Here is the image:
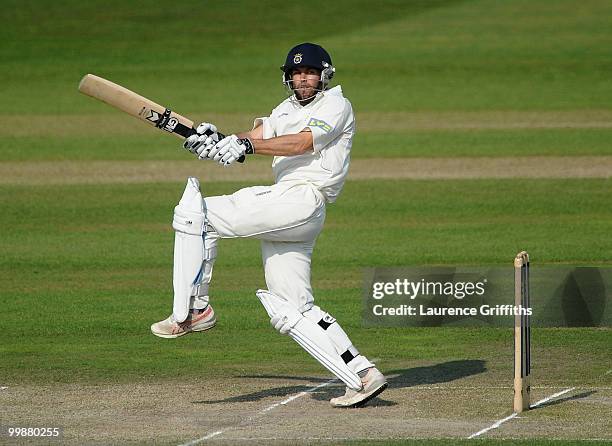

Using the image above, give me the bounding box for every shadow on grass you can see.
[192,359,486,406]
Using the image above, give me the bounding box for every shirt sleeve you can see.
[252,107,279,139]
[306,98,353,153]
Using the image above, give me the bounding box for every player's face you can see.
[291,67,321,101]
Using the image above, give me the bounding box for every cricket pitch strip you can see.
[2,366,610,445]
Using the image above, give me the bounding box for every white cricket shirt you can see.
[253,86,355,203]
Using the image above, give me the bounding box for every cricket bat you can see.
[78,74,244,162]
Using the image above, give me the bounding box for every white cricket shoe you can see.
[151,305,216,339]
[330,367,387,408]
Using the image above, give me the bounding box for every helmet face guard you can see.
[281,43,335,102]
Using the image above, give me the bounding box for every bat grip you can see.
[187,128,246,164]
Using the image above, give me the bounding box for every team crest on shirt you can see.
[293,53,303,64]
[308,117,333,133]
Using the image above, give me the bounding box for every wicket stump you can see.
[513,251,531,412]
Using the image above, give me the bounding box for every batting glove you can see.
[212,135,254,166]
[183,123,220,160]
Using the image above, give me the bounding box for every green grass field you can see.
[1,1,611,444]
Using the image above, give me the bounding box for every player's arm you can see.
[235,124,264,141]
[238,129,313,157]
[209,128,313,164]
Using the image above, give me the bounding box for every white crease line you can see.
[179,378,337,446]
[261,380,335,413]
[467,387,575,439]
[467,413,518,439]
[182,431,223,444]
[0,387,7,391]
[530,387,576,409]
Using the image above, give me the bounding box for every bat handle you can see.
[187,128,246,163]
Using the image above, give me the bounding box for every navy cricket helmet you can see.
[281,42,335,90]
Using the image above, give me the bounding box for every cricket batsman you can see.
[151,43,387,407]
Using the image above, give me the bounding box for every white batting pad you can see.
[172,178,206,323]
[256,289,362,390]
[303,306,374,373]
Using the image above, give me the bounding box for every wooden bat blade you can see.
[77,74,245,163]
[78,74,195,139]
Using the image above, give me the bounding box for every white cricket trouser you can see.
[204,180,325,312]
[192,179,374,375]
